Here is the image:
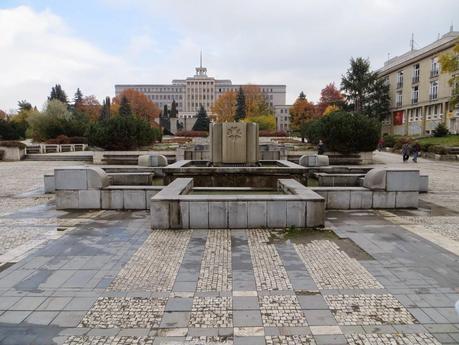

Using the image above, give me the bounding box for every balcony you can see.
[412,75,419,84]
[429,93,438,101]
[411,98,418,105]
[395,101,402,107]
[396,81,403,89]
[430,69,439,78]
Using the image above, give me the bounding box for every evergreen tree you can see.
[235,87,246,122]
[100,96,111,121]
[49,84,68,104]
[17,100,32,112]
[170,100,178,118]
[74,88,83,108]
[341,57,390,120]
[119,96,132,117]
[192,104,210,131]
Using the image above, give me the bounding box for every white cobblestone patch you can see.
[197,230,232,292]
[63,336,155,345]
[294,240,382,289]
[265,335,316,345]
[399,216,459,242]
[184,336,233,344]
[345,333,441,345]
[79,297,167,328]
[0,226,51,255]
[108,230,191,291]
[247,229,292,291]
[259,295,307,327]
[325,294,417,326]
[189,296,233,328]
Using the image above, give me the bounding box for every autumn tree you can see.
[113,88,160,126]
[242,85,273,117]
[0,109,6,120]
[77,95,101,122]
[235,87,246,122]
[341,57,390,120]
[212,91,236,123]
[317,83,344,115]
[289,92,317,142]
[49,84,68,104]
[439,43,459,108]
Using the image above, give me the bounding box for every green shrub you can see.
[0,119,25,140]
[432,123,449,137]
[87,115,160,150]
[393,136,413,150]
[305,111,380,153]
[382,134,399,148]
[428,145,448,155]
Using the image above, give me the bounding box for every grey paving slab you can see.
[234,336,265,345]
[37,297,72,311]
[297,295,329,310]
[159,311,190,328]
[314,334,347,345]
[233,296,259,310]
[9,296,47,311]
[0,310,32,323]
[233,310,263,327]
[165,297,193,312]
[303,309,337,326]
[63,297,98,311]
[50,311,86,327]
[23,311,59,325]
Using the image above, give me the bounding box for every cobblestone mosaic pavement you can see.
[247,229,293,291]
[325,294,417,326]
[79,297,167,328]
[259,295,307,327]
[189,296,233,328]
[345,333,442,345]
[398,216,459,242]
[108,230,191,292]
[63,336,155,345]
[294,240,383,289]
[265,335,316,345]
[197,230,232,292]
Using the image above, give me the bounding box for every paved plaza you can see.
[0,154,458,344]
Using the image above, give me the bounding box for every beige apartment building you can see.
[378,30,459,135]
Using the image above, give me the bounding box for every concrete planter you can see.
[0,146,25,161]
[327,151,374,165]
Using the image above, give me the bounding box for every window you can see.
[431,57,439,77]
[412,64,420,83]
[396,71,404,88]
[411,86,419,104]
[396,91,402,107]
[430,81,438,100]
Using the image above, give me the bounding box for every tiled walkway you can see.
[0,209,458,344]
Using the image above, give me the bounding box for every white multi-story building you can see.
[115,58,287,121]
[274,105,292,132]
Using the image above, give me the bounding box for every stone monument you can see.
[210,122,259,166]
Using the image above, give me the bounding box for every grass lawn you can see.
[417,135,459,147]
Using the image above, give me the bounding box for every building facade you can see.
[378,31,459,135]
[115,61,287,121]
[274,105,292,132]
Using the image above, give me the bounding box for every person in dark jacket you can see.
[411,142,421,163]
[317,140,325,155]
[401,142,410,162]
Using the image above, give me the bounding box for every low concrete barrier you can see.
[150,178,325,229]
[299,155,329,167]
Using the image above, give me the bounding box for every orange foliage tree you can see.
[289,92,317,142]
[317,82,344,115]
[113,88,160,126]
[76,95,101,122]
[242,85,273,117]
[211,91,236,122]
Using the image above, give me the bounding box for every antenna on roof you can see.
[450,22,454,32]
[410,33,414,51]
[200,50,202,68]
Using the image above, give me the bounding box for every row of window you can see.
[399,103,444,123]
[136,87,183,93]
[395,57,439,89]
[148,94,183,101]
[395,80,439,106]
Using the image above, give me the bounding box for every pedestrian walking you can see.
[377,137,385,151]
[401,142,410,162]
[317,140,325,155]
[411,142,421,163]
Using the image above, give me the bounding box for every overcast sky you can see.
[0,0,458,112]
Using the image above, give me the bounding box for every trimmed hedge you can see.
[175,131,208,137]
[259,130,288,137]
[305,111,381,154]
